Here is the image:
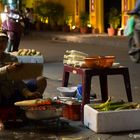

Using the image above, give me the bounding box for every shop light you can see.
[8,0,13,4]
[0,12,7,22]
[72,25,76,29]
[87,24,91,28]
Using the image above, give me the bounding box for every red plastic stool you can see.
[0,107,17,121]
[62,65,133,122]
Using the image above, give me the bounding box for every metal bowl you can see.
[25,108,62,120]
[57,87,77,97]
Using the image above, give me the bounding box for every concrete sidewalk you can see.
[52,32,129,48]
[24,31,129,48]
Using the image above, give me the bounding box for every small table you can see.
[62,65,133,121]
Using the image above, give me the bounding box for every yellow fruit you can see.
[31,49,36,54]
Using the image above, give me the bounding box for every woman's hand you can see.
[30,91,42,99]
[26,91,42,99]
[6,62,22,72]
[0,120,4,131]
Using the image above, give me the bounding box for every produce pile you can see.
[14,98,63,111]
[91,97,140,111]
[17,49,41,56]
[63,50,88,67]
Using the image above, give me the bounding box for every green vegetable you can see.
[93,97,111,109]
[115,103,138,111]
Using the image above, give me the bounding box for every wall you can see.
[90,0,103,33]
[122,0,136,28]
[0,3,4,25]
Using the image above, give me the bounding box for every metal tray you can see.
[25,108,62,120]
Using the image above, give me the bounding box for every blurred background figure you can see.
[128,0,140,14]
[2,8,23,52]
[23,8,34,35]
[0,5,10,23]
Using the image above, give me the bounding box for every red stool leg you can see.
[99,74,108,102]
[122,69,133,102]
[0,107,17,121]
[81,73,92,122]
[62,71,70,87]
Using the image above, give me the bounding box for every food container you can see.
[84,104,140,133]
[62,104,81,121]
[10,52,44,63]
[84,55,115,68]
[15,99,63,120]
[99,56,115,68]
[84,56,100,68]
[57,87,77,97]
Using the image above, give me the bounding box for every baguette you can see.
[66,50,88,57]
[14,99,39,106]
[64,54,86,61]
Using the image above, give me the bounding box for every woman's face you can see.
[0,37,8,53]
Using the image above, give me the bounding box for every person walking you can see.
[128,0,140,14]
[23,8,34,35]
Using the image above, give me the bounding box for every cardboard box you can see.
[84,104,140,133]
[7,52,44,80]
[16,55,44,63]
[7,63,43,80]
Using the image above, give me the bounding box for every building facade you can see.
[0,0,137,33]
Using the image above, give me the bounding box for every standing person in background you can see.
[23,8,34,35]
[29,8,35,30]
[2,9,23,52]
[128,0,140,14]
[0,5,10,24]
[127,0,140,55]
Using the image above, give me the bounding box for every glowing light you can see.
[87,24,91,27]
[0,12,7,22]
[72,25,76,29]
[8,0,13,4]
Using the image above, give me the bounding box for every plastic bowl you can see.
[84,56,115,68]
[84,56,100,68]
[99,56,115,68]
[57,87,77,97]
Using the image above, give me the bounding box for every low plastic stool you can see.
[0,107,17,122]
[62,65,133,121]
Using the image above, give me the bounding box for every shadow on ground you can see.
[1,119,83,140]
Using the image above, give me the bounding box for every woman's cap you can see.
[0,33,8,39]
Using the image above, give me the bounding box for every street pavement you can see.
[1,31,140,140]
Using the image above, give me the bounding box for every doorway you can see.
[85,0,89,13]
[104,0,121,33]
